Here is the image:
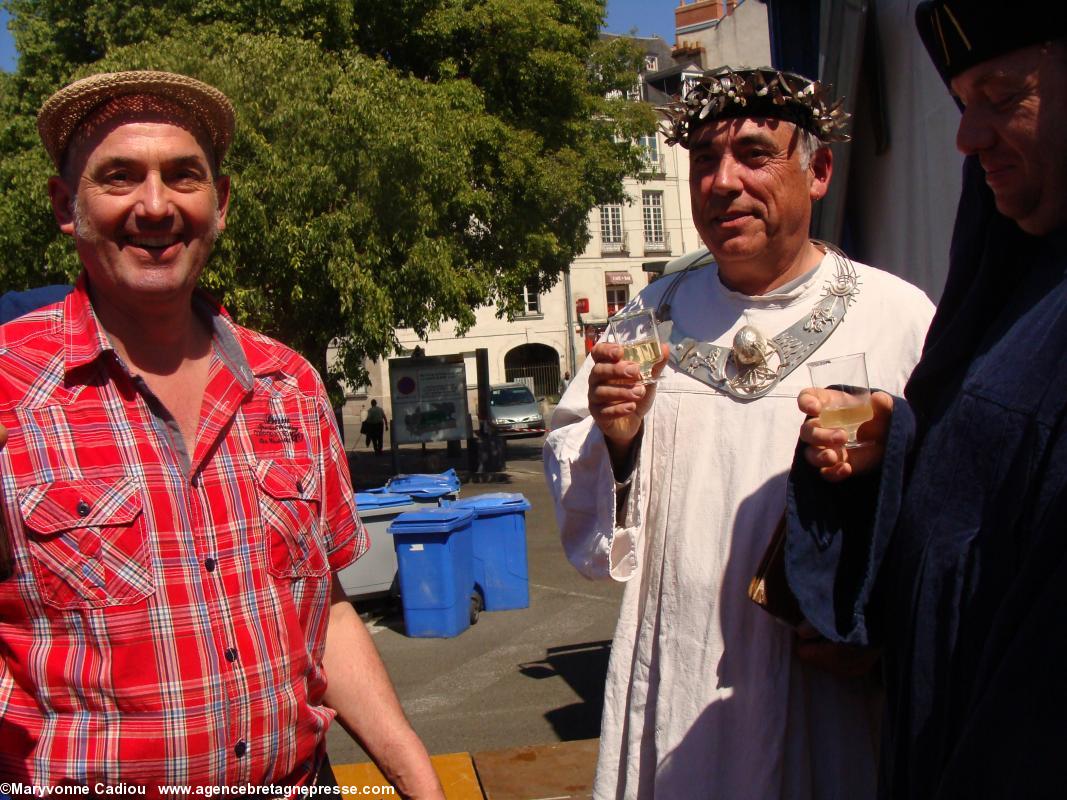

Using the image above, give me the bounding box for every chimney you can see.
[674,0,743,30]
[676,0,724,34]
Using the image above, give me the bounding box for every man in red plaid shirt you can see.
[0,70,443,798]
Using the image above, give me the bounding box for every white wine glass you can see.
[608,308,662,385]
[807,352,874,449]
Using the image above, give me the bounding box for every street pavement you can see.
[327,434,624,764]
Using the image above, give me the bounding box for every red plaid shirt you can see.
[0,278,367,789]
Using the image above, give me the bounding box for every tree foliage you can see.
[0,0,654,394]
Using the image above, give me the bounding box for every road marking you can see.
[365,618,389,634]
[529,583,618,603]
[500,468,545,477]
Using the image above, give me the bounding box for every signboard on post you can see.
[389,354,471,444]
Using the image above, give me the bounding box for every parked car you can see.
[488,383,545,438]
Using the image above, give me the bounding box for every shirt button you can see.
[76,500,91,517]
[225,647,238,663]
[234,740,247,758]
[296,481,304,494]
[205,558,216,572]
[191,474,200,488]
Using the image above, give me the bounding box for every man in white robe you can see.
[544,67,936,799]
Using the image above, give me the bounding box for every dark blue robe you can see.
[787,157,1067,798]
[0,285,71,324]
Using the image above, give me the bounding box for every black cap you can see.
[917,1,1067,83]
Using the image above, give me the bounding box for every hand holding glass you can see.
[807,353,874,449]
[608,308,662,385]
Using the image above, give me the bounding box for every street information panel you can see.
[389,353,471,444]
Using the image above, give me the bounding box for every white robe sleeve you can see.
[543,358,645,582]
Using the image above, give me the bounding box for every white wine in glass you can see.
[609,308,662,385]
[808,353,874,449]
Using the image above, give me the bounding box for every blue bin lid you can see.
[402,486,455,499]
[386,468,461,496]
[388,506,475,535]
[453,492,531,516]
[356,491,415,510]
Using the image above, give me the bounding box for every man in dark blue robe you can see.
[786,4,1067,798]
[0,285,71,324]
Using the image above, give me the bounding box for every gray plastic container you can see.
[338,492,420,599]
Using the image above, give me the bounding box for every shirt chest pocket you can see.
[254,458,328,579]
[19,477,154,610]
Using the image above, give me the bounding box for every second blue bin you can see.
[389,506,476,638]
[453,492,531,611]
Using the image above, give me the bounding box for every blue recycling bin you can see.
[384,469,461,504]
[453,493,531,611]
[388,506,476,638]
[337,492,420,600]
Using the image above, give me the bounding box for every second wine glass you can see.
[807,352,874,448]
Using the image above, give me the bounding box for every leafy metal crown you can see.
[658,67,851,147]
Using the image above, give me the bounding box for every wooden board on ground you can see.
[333,752,483,800]
[471,739,598,800]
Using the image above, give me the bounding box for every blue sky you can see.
[0,1,676,73]
[604,0,676,40]
[1,8,15,71]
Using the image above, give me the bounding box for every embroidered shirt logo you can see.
[256,414,304,444]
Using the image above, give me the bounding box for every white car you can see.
[488,383,545,439]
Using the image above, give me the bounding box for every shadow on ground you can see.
[356,594,406,633]
[520,640,611,741]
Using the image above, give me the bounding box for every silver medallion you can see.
[661,250,861,401]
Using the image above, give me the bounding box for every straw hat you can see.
[37,70,235,171]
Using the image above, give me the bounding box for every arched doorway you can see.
[504,343,561,399]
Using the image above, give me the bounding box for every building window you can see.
[644,55,659,72]
[643,191,670,253]
[606,286,629,316]
[639,134,660,171]
[626,80,642,102]
[643,191,665,244]
[521,279,541,315]
[600,204,626,254]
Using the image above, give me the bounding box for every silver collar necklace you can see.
[655,243,861,401]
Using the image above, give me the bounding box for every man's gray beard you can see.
[72,193,222,246]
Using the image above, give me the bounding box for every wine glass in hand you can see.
[807,353,874,449]
[608,308,662,385]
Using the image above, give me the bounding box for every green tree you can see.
[0,0,654,394]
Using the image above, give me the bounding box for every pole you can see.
[563,267,578,375]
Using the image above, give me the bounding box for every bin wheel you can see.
[470,591,484,625]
